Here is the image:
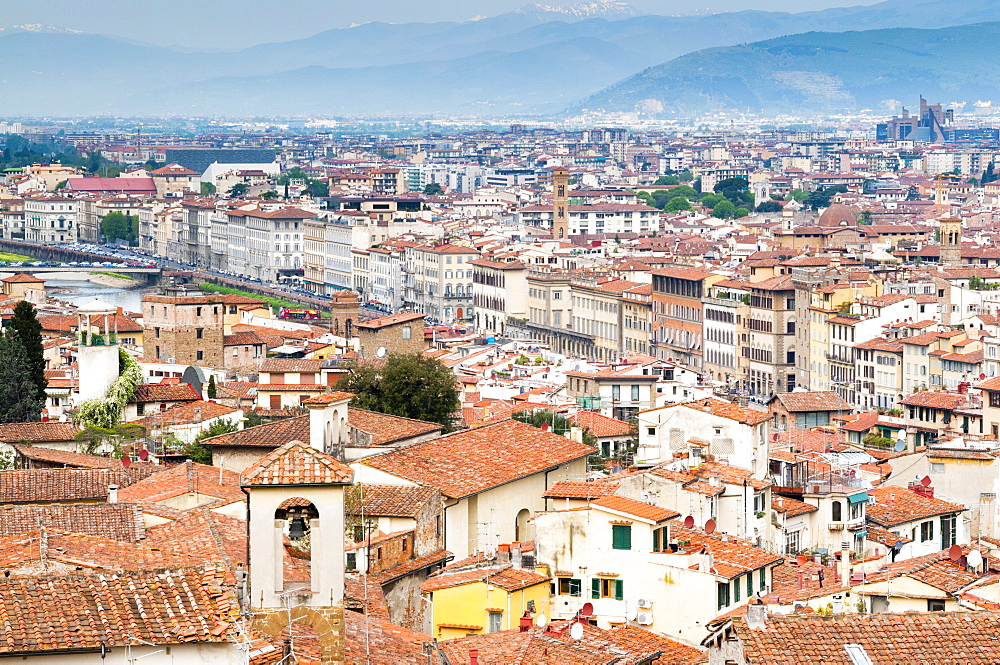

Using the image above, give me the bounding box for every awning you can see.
[848,492,870,505]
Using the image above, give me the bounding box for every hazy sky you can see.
[2,0,884,49]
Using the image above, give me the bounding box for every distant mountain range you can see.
[578,21,1000,116]
[0,0,999,116]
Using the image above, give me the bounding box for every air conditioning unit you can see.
[636,612,653,625]
[637,598,652,609]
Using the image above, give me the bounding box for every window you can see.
[558,578,581,596]
[401,325,411,340]
[346,552,357,571]
[747,572,753,597]
[612,524,632,550]
[784,530,801,554]
[734,576,741,602]
[612,385,620,401]
[760,568,766,591]
[652,526,670,552]
[195,328,204,339]
[831,501,843,522]
[920,521,933,542]
[593,578,623,600]
[717,581,730,610]
[631,385,639,401]
[930,462,945,473]
[196,350,204,361]
[196,306,202,316]
[229,305,237,314]
[136,403,145,416]
[154,327,160,338]
[647,427,656,436]
[940,514,956,549]
[927,599,946,612]
[488,612,503,632]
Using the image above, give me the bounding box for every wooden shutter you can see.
[614,579,623,601]
[592,578,600,599]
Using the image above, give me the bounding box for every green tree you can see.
[261,190,280,200]
[75,423,146,457]
[8,301,45,402]
[228,183,248,197]
[183,418,239,465]
[713,177,750,198]
[54,180,67,190]
[788,189,809,202]
[712,200,737,219]
[667,185,699,200]
[423,182,444,195]
[858,210,873,225]
[100,211,136,244]
[200,181,216,195]
[0,330,42,423]
[341,353,459,430]
[983,162,999,185]
[756,201,782,213]
[653,175,679,186]
[664,196,692,212]
[734,207,750,219]
[206,375,217,399]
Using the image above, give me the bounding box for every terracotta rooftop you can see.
[11,444,114,468]
[132,399,238,427]
[770,391,852,413]
[0,468,150,503]
[590,495,680,524]
[0,530,206,574]
[241,440,353,487]
[117,460,244,505]
[727,610,1000,664]
[0,503,145,542]
[866,485,966,528]
[142,508,248,569]
[542,481,621,500]
[668,525,782,579]
[0,422,79,443]
[568,411,634,438]
[0,566,239,655]
[259,358,324,373]
[422,563,550,593]
[360,419,595,499]
[899,391,969,410]
[642,398,771,426]
[350,484,440,518]
[132,382,201,403]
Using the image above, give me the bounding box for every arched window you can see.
[831,500,842,522]
[276,498,319,591]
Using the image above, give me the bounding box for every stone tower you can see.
[329,289,360,339]
[939,216,963,265]
[552,166,569,239]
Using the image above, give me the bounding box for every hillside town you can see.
[4,103,1000,663]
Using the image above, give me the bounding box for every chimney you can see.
[108,484,119,504]
[745,601,768,630]
[469,648,480,665]
[511,542,523,570]
[839,541,852,589]
[519,612,533,632]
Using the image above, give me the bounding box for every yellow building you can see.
[422,556,551,641]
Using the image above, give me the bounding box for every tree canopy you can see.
[277,167,329,198]
[755,201,783,213]
[8,301,45,402]
[340,353,459,430]
[100,211,137,244]
[0,329,42,423]
[423,182,443,195]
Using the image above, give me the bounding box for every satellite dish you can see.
[683,515,695,529]
[772,433,779,442]
[612,465,623,474]
[893,540,905,552]
[138,449,149,461]
[949,544,963,561]
[705,518,717,535]
[968,549,984,568]
[624,605,638,622]
[121,455,131,468]
[921,475,932,487]
[534,614,548,628]
[580,602,594,618]
[569,623,584,640]
[894,440,906,453]
[375,347,387,358]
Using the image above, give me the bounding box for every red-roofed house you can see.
[535,491,781,641]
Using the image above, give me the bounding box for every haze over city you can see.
[0,0,999,663]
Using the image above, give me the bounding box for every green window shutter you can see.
[653,528,661,552]
[570,579,581,597]
[614,579,624,601]
[717,582,727,610]
[747,572,753,596]
[592,578,600,599]
[734,577,741,602]
[612,524,632,550]
[760,569,766,592]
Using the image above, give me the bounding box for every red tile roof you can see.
[11,444,114,468]
[0,530,206,573]
[899,391,969,410]
[668,525,782,579]
[142,509,248,568]
[543,481,620,500]
[0,503,145,541]
[643,398,771,426]
[118,460,244,505]
[771,391,852,412]
[351,484,440,518]
[0,566,239,655]
[360,419,595,499]
[867,485,965,527]
[568,411,634,438]
[0,422,79,443]
[132,383,201,403]
[422,563,550,593]
[730,611,1000,664]
[241,440,353,487]
[590,495,679,524]
[0,468,149,503]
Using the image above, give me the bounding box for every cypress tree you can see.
[0,330,42,423]
[8,300,45,402]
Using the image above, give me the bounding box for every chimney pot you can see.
[469,648,480,665]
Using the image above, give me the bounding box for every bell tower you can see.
[552,166,569,239]
[939,216,963,265]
